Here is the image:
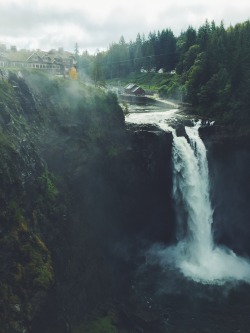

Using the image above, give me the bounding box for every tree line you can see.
[76,29,177,82]
[77,19,250,122]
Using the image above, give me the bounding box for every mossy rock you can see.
[74,315,119,333]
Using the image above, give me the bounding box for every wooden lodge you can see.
[0,45,76,75]
[124,83,145,96]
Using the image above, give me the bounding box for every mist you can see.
[144,122,250,285]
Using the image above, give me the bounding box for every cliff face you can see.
[0,70,126,332]
[0,72,57,333]
[200,125,250,256]
[0,71,175,333]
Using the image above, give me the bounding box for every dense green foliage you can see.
[78,30,177,81]
[78,19,250,123]
[176,20,250,122]
[107,71,179,96]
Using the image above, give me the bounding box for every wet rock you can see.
[175,123,190,143]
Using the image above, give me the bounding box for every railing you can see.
[0,61,61,74]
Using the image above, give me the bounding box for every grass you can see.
[107,72,177,93]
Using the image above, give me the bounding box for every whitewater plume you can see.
[126,112,250,284]
[159,121,250,284]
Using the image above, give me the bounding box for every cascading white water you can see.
[169,121,250,284]
[126,111,250,284]
[172,122,214,264]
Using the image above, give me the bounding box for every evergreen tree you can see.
[134,33,143,72]
[78,18,250,123]
[90,51,106,87]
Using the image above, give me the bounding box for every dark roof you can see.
[125,83,138,90]
[7,50,33,62]
[3,49,75,64]
[131,86,145,93]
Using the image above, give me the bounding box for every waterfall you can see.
[167,122,250,284]
[172,122,213,264]
[126,112,250,284]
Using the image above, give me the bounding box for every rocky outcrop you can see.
[125,122,175,244]
[200,124,250,256]
[0,73,59,333]
[0,71,176,333]
[0,71,128,332]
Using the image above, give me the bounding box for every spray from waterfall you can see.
[160,121,250,284]
[126,112,250,284]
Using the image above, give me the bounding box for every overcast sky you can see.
[0,0,250,54]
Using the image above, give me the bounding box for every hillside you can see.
[0,70,128,332]
[0,70,175,333]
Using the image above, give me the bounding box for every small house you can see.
[131,86,145,96]
[124,83,145,96]
[124,83,138,94]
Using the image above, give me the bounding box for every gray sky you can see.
[0,0,250,54]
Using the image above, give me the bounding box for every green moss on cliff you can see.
[0,201,53,332]
[38,171,59,200]
[0,70,128,333]
[82,315,119,333]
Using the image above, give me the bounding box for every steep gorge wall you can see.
[0,71,175,333]
[200,126,250,256]
[0,70,128,332]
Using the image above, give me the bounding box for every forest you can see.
[77,20,250,123]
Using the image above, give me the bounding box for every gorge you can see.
[1,71,250,333]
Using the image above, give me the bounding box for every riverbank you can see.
[118,92,179,108]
